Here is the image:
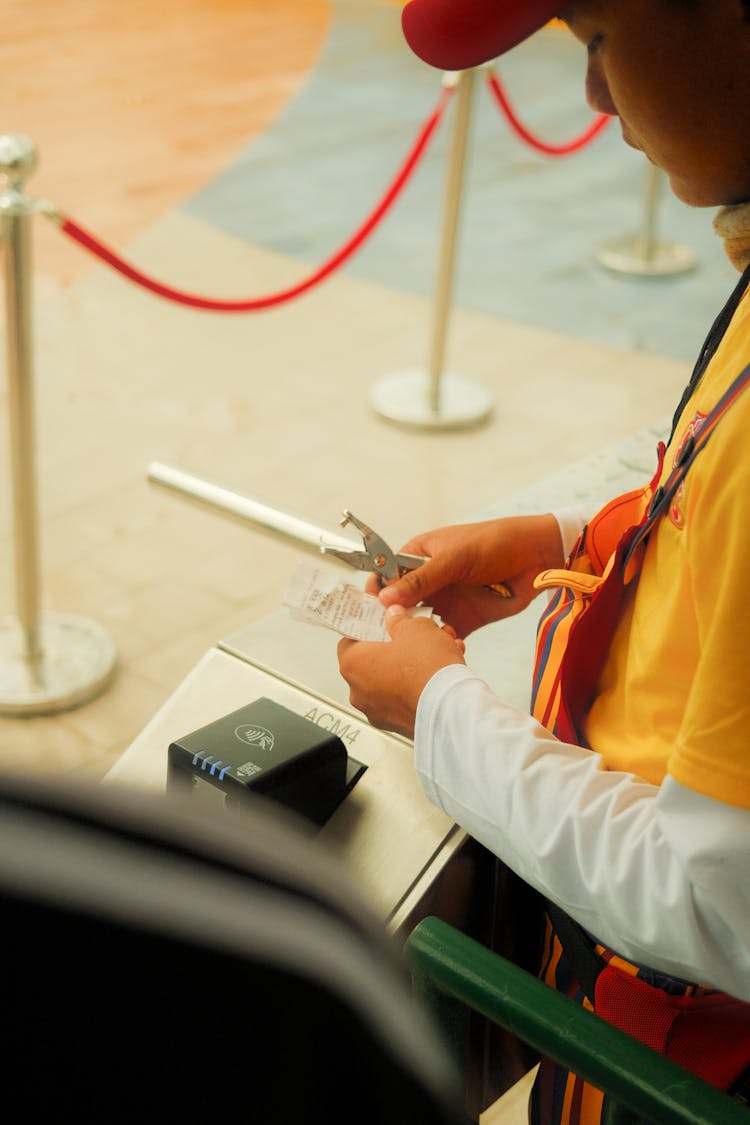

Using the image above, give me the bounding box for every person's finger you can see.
[337,636,357,661]
[379,555,455,609]
[440,623,465,651]
[384,603,410,636]
[363,573,382,596]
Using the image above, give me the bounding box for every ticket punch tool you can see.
[145,464,511,596]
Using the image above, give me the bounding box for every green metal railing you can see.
[406,916,749,1125]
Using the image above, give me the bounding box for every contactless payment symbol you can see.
[234,724,275,752]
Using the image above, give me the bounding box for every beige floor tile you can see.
[1,209,692,780]
[51,669,171,775]
[480,1066,538,1124]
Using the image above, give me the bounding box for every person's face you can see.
[560,0,750,206]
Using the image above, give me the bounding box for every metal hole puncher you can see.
[145,461,512,598]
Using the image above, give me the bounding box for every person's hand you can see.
[337,605,465,739]
[370,514,563,638]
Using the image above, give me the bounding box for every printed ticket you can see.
[284,562,441,642]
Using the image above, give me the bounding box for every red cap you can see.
[402,0,561,71]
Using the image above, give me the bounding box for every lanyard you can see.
[669,261,750,442]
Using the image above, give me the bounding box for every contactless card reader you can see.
[167,697,366,827]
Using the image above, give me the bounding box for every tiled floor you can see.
[0,0,711,784]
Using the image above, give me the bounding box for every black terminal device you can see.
[168,697,366,828]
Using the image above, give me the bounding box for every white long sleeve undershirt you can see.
[414,663,750,1000]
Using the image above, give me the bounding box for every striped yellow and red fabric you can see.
[530,914,750,1124]
[529,473,660,745]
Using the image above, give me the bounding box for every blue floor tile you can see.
[183,0,737,364]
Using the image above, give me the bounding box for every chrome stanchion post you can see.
[597,162,697,277]
[0,133,117,715]
[3,138,42,667]
[371,69,493,431]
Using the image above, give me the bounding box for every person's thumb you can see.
[380,558,445,609]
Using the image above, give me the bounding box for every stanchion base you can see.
[0,613,118,717]
[370,370,493,432]
[596,236,697,278]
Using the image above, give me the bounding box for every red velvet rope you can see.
[56,87,453,312]
[486,70,611,156]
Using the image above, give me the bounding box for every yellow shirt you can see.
[584,287,750,809]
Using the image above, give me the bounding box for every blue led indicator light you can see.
[209,760,223,776]
[219,765,231,780]
[201,756,215,771]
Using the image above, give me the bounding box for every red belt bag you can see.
[545,901,750,1100]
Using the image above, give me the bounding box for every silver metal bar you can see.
[640,163,661,262]
[1,135,42,662]
[147,462,362,558]
[427,68,476,414]
[0,134,117,715]
[595,159,696,277]
[368,68,492,431]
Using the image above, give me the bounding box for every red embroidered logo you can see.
[669,412,707,529]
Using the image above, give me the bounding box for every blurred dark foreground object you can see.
[0,771,467,1124]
